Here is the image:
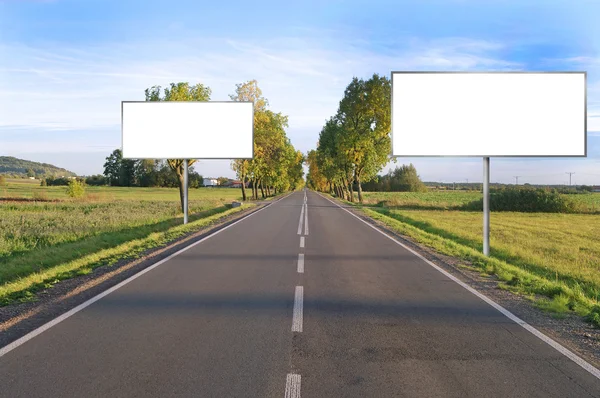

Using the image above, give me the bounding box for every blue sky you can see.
[1,0,599,184]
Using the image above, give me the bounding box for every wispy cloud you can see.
[0,35,521,138]
[1,30,598,180]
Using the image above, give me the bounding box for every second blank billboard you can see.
[391,72,586,157]
[122,101,254,159]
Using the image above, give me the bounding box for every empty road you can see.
[1,190,599,397]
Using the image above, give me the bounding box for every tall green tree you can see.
[336,74,392,203]
[103,149,123,186]
[229,80,268,200]
[144,82,212,211]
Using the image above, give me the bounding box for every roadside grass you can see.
[0,200,231,259]
[0,181,276,306]
[329,191,600,326]
[0,204,255,306]
[360,207,600,326]
[359,191,600,213]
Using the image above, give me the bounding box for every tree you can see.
[217,176,229,186]
[26,168,35,178]
[336,74,392,203]
[144,82,212,211]
[135,159,158,187]
[66,179,86,198]
[229,80,304,199]
[103,149,124,186]
[229,80,268,200]
[103,149,137,186]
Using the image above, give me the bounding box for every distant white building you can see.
[203,178,219,187]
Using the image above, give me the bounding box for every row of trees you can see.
[306,74,394,203]
[361,164,427,192]
[229,80,305,200]
[102,150,204,189]
[98,80,304,209]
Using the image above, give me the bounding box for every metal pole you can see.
[483,157,490,256]
[183,159,189,224]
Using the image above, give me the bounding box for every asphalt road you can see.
[1,190,599,397]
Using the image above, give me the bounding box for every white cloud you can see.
[0,35,521,137]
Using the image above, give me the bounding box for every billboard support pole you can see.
[183,159,189,224]
[483,156,490,256]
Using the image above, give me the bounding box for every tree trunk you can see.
[357,179,363,203]
[253,179,258,200]
[348,180,354,202]
[260,180,265,199]
[356,170,363,204]
[240,175,247,201]
[177,173,185,213]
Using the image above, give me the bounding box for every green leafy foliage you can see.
[461,187,578,213]
[309,74,392,203]
[66,179,86,198]
[362,164,427,192]
[229,80,304,200]
[0,156,76,179]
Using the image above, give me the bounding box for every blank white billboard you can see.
[121,101,254,159]
[391,72,586,157]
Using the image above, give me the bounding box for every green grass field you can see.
[0,180,254,305]
[360,190,600,213]
[339,191,600,325]
[1,178,243,201]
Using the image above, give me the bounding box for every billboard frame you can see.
[121,100,255,160]
[390,71,588,256]
[390,71,587,158]
[121,100,255,224]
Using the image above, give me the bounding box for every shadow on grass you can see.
[0,205,231,285]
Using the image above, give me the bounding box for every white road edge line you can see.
[304,202,309,236]
[292,286,303,332]
[300,237,305,248]
[285,373,301,398]
[297,254,304,273]
[316,191,600,380]
[0,198,281,358]
[297,202,305,235]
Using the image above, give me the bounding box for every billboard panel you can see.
[391,72,586,157]
[122,101,254,159]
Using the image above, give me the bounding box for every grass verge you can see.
[356,205,600,327]
[0,204,255,306]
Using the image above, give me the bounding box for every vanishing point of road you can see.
[1,190,599,397]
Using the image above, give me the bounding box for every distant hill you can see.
[0,156,77,178]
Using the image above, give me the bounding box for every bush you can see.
[85,175,107,186]
[46,176,70,186]
[40,178,47,187]
[66,179,86,198]
[462,187,578,213]
[0,175,5,186]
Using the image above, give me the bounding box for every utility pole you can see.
[566,172,575,186]
[514,176,521,185]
